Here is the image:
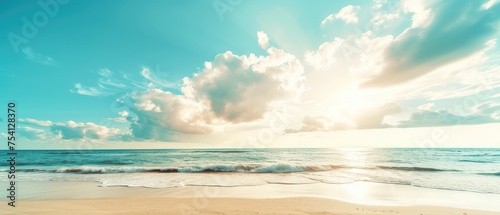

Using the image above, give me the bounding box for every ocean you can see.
[1,148,499,194]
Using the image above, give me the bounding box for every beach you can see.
[4,197,500,215]
[1,181,500,214]
[1,149,499,214]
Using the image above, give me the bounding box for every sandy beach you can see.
[1,181,499,215]
[2,197,500,215]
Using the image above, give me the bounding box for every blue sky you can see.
[1,0,500,149]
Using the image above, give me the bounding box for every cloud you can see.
[401,0,433,28]
[370,0,402,27]
[193,49,304,122]
[304,38,344,71]
[355,103,402,129]
[362,0,500,87]
[257,31,270,49]
[50,121,120,140]
[126,47,305,140]
[128,89,214,141]
[108,111,129,123]
[19,126,46,140]
[397,109,499,128]
[285,103,401,134]
[321,5,360,26]
[71,68,179,97]
[285,115,353,133]
[19,118,52,127]
[418,103,435,111]
[472,101,500,119]
[22,47,59,66]
[482,0,500,9]
[139,67,178,89]
[72,83,111,96]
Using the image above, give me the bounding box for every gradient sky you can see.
[1,0,500,149]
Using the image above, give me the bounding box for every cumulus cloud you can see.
[370,0,402,27]
[355,103,402,129]
[19,118,52,127]
[19,126,46,140]
[285,103,401,133]
[51,121,120,140]
[126,48,305,140]
[321,5,360,26]
[285,115,353,133]
[128,89,214,141]
[397,109,499,128]
[362,0,500,88]
[108,111,129,123]
[257,31,270,49]
[401,0,433,28]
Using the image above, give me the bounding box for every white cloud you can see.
[109,111,130,123]
[362,1,500,88]
[285,115,354,133]
[472,101,500,119]
[418,103,435,111]
[19,126,46,140]
[22,47,59,66]
[396,109,499,128]
[126,47,305,140]
[355,103,402,129]
[118,111,129,117]
[51,121,121,140]
[72,83,111,96]
[128,89,214,140]
[19,118,52,127]
[401,0,433,28]
[139,67,178,89]
[285,103,401,134]
[321,5,360,26]
[257,31,270,49]
[71,68,179,97]
[482,0,499,9]
[304,38,344,71]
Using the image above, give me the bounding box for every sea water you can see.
[1,148,499,194]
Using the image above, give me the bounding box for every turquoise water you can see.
[1,148,499,193]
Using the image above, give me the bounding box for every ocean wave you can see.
[375,166,460,172]
[478,172,500,177]
[190,150,251,153]
[7,163,466,174]
[458,159,492,163]
[10,164,344,174]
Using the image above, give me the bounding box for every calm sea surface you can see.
[1,148,499,194]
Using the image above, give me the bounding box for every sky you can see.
[1,0,500,149]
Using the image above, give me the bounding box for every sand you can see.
[2,197,500,215]
[1,181,499,214]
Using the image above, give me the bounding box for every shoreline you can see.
[1,181,499,214]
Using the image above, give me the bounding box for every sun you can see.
[340,86,373,116]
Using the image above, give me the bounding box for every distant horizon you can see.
[3,146,500,151]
